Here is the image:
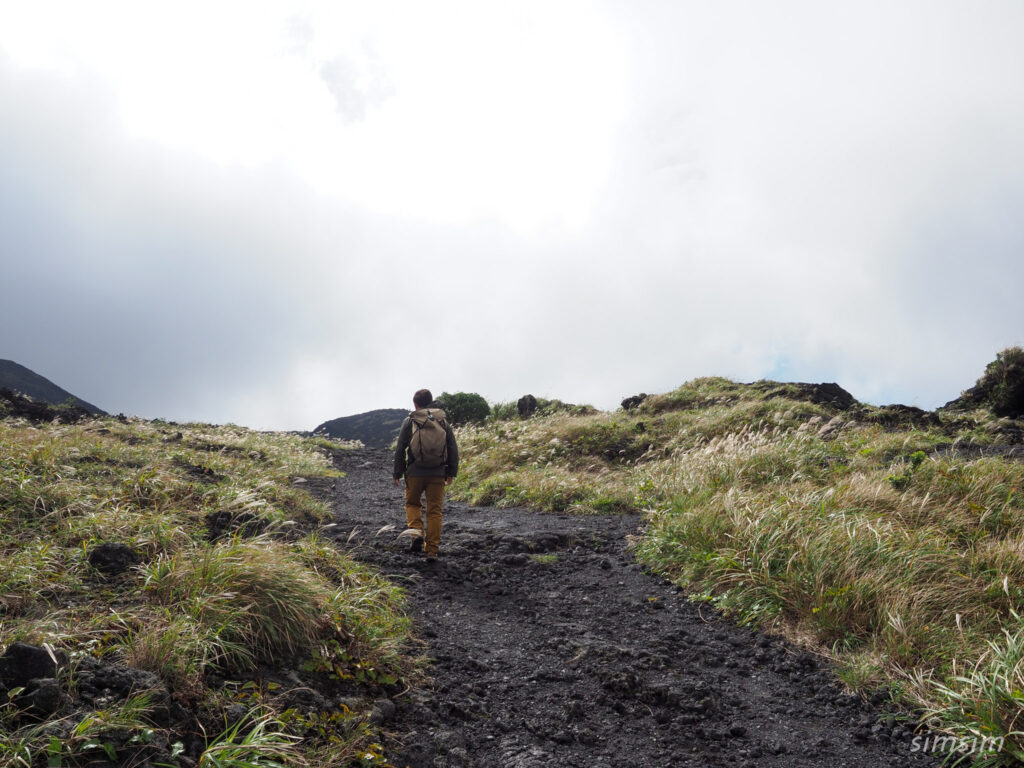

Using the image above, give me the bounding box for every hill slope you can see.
[450,375,1024,759]
[0,359,106,414]
[0,414,413,766]
[314,408,407,447]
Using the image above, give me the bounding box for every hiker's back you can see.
[408,408,448,469]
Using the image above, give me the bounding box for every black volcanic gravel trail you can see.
[325,447,940,768]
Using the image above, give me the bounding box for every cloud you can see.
[1,2,1023,429]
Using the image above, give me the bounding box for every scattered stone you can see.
[817,415,846,439]
[0,388,93,424]
[370,698,397,725]
[21,678,66,716]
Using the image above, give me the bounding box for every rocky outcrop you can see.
[0,360,106,415]
[753,381,858,411]
[517,394,538,417]
[943,348,1024,418]
[0,388,95,424]
[87,542,142,575]
[856,404,941,429]
[621,393,648,411]
[314,408,408,447]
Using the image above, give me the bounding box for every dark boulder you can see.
[21,678,67,716]
[172,457,223,484]
[517,395,538,418]
[0,643,58,687]
[75,657,168,706]
[621,393,648,411]
[88,542,142,575]
[755,382,858,411]
[857,404,941,429]
[370,697,397,725]
[205,509,268,541]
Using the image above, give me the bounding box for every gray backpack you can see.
[409,409,448,468]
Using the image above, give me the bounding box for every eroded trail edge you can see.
[326,447,939,768]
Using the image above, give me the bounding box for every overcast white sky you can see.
[1,1,1022,429]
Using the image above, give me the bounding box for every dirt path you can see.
[326,447,940,768]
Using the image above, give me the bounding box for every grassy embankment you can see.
[0,407,413,767]
[452,377,1024,765]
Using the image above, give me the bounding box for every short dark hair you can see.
[413,389,433,408]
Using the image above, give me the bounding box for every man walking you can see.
[393,389,459,560]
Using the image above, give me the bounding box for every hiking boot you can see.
[425,552,439,563]
[409,535,424,554]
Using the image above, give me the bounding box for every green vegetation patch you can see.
[0,416,412,767]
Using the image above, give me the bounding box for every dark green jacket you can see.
[393,409,459,480]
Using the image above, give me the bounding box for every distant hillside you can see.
[314,408,408,447]
[0,359,106,415]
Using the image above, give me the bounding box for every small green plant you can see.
[925,617,1024,765]
[0,693,156,767]
[886,450,928,490]
[186,712,303,768]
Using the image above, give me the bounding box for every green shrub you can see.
[951,347,1024,418]
[435,391,490,424]
[978,347,1024,418]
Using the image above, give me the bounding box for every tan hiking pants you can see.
[404,476,445,555]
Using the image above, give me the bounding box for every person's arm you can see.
[393,418,411,483]
[445,425,459,484]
